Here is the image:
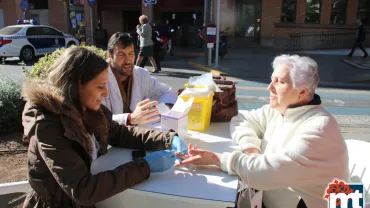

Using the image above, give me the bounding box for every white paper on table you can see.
[169,96,193,117]
[156,97,194,118]
[155,103,170,115]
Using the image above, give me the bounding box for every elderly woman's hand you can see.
[174,144,221,167]
[243,148,260,154]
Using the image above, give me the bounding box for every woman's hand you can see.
[144,150,176,173]
[174,144,221,167]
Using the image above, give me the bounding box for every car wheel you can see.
[67,41,76,47]
[20,46,35,62]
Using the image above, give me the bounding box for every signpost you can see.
[202,24,217,66]
[215,0,220,67]
[143,0,157,4]
[88,0,96,7]
[143,0,156,22]
[20,0,28,20]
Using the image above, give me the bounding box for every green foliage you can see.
[24,45,107,79]
[0,74,25,133]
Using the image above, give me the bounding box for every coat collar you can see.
[22,79,110,160]
[280,94,322,122]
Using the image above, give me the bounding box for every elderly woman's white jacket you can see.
[221,95,349,208]
[102,66,178,125]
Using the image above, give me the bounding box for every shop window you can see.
[281,0,297,22]
[358,0,370,25]
[68,0,85,38]
[331,0,347,24]
[305,0,321,23]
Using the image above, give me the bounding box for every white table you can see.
[91,122,240,208]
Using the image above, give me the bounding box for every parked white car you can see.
[0,21,79,62]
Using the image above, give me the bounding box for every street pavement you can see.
[147,54,370,143]
[189,47,370,85]
[1,53,370,145]
[0,50,369,207]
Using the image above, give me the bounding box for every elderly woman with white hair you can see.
[175,54,349,208]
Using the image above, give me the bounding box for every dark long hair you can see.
[47,47,108,114]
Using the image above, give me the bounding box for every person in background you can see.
[102,32,177,126]
[140,23,164,72]
[348,19,368,58]
[21,47,187,207]
[135,15,160,73]
[95,20,108,50]
[175,55,349,208]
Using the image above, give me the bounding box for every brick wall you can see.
[296,0,306,23]
[260,0,360,49]
[48,0,68,32]
[321,0,331,24]
[14,0,24,22]
[260,0,282,47]
[346,0,358,24]
[274,27,352,38]
[0,0,23,26]
[84,3,98,44]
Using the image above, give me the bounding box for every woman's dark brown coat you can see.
[21,79,176,208]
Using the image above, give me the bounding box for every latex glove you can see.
[144,150,176,173]
[171,136,188,155]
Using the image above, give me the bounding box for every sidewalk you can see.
[188,47,370,87]
[232,78,370,143]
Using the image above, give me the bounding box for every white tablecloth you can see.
[91,122,240,208]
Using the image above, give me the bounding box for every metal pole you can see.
[90,6,94,45]
[215,0,220,67]
[208,47,212,66]
[203,0,208,65]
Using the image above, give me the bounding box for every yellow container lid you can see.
[184,83,216,92]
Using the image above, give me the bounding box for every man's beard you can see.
[112,63,133,76]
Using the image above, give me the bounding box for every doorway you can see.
[161,12,203,47]
[235,0,261,44]
[122,11,141,33]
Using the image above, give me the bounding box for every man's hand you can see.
[243,148,260,154]
[130,99,160,125]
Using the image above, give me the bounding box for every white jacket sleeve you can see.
[112,114,129,125]
[101,97,129,125]
[148,76,178,105]
[221,117,348,191]
[230,105,272,152]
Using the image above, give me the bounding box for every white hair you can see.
[272,54,319,98]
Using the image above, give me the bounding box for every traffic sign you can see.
[20,0,28,10]
[143,0,157,4]
[88,0,97,7]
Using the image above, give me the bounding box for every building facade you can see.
[0,0,369,49]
